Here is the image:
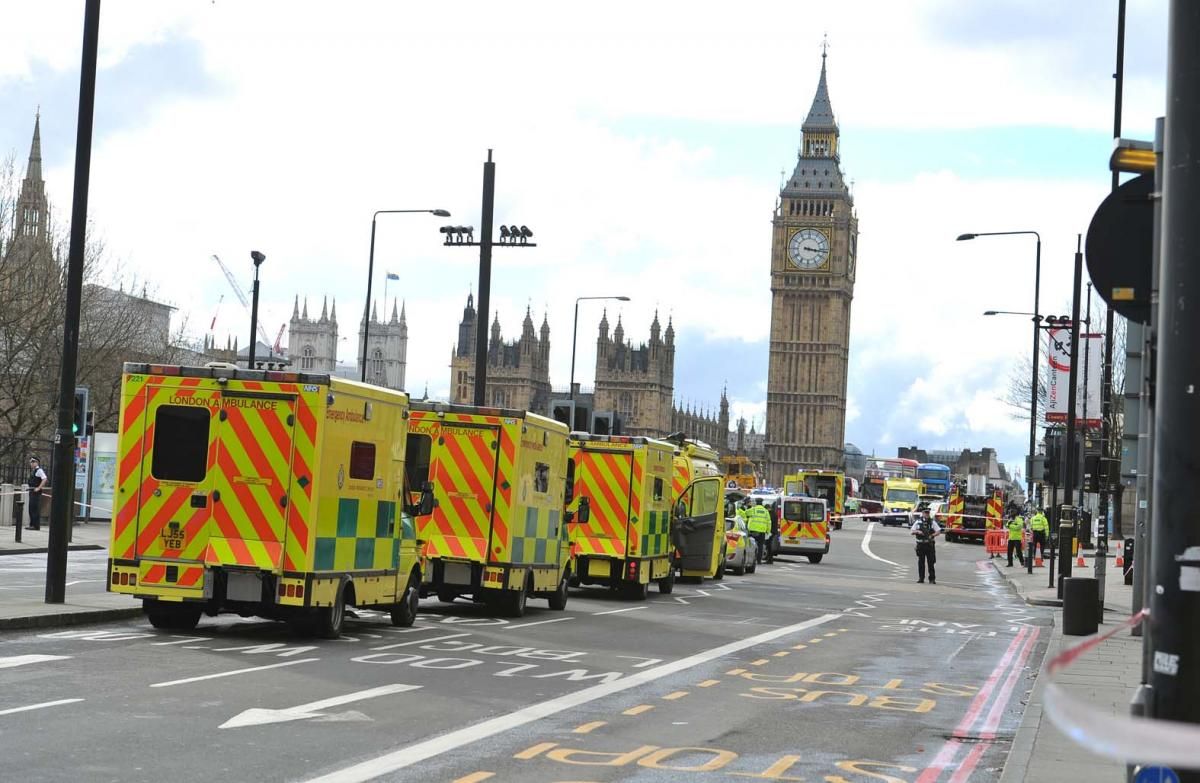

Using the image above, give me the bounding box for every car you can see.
[724,516,758,575]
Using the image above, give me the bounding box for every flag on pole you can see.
[386,272,399,281]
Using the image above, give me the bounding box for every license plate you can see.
[587,559,610,578]
[161,522,184,550]
[786,537,800,544]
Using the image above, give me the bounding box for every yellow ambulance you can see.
[406,402,575,617]
[567,434,676,599]
[670,439,728,580]
[108,363,429,639]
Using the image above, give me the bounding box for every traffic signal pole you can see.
[46,0,100,604]
[1057,237,1083,599]
[1147,0,1200,753]
[473,151,496,407]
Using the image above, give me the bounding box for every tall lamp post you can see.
[958,230,1042,506]
[363,208,451,382]
[570,295,631,403]
[248,251,265,368]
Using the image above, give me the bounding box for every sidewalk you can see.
[0,520,142,631]
[998,549,1141,783]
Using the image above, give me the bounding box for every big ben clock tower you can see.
[764,50,858,487]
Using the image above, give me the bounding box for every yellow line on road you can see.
[572,721,607,734]
[773,651,790,657]
[808,638,823,643]
[663,691,689,701]
[697,679,720,688]
[623,705,654,716]
[726,668,747,675]
[513,743,557,760]
[824,632,838,637]
[750,658,770,666]
[453,773,495,783]
[792,644,808,650]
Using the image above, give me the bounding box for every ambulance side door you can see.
[675,477,722,572]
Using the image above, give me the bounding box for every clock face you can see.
[787,228,830,269]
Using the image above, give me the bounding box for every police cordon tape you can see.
[830,511,1002,524]
[1043,608,1200,767]
[0,485,113,515]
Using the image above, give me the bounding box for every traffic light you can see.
[72,388,88,439]
[1045,442,1060,485]
[85,411,95,436]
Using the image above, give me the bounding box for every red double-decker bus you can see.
[862,458,918,501]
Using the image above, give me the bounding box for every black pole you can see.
[1079,283,1092,524]
[473,150,496,407]
[569,298,580,403]
[46,0,100,604]
[1102,0,1125,539]
[248,251,264,369]
[362,217,377,382]
[1058,236,1084,598]
[1028,239,1042,507]
[1148,0,1200,745]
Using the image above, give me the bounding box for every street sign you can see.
[1134,767,1180,783]
[1085,172,1154,323]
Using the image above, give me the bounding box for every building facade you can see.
[593,311,675,438]
[284,296,408,389]
[764,51,858,487]
[449,294,552,412]
[359,301,407,390]
[288,296,339,374]
[670,389,730,451]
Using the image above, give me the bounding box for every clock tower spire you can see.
[763,50,858,487]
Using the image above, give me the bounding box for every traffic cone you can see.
[1077,553,1086,567]
[1034,552,1044,568]
[1115,550,1125,569]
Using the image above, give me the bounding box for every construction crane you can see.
[212,254,272,350]
[209,294,224,334]
[273,323,286,356]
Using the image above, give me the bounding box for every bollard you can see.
[1095,531,1107,619]
[12,488,24,544]
[1123,538,1135,586]
[1063,576,1100,635]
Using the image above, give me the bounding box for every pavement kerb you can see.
[0,606,143,631]
[0,544,103,557]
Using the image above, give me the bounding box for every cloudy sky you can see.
[0,0,1167,474]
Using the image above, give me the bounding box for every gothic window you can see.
[492,389,506,407]
[372,348,384,380]
[618,392,633,418]
[301,345,315,370]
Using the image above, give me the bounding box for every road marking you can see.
[505,617,574,631]
[673,596,690,604]
[592,607,647,616]
[514,743,557,760]
[220,683,422,729]
[303,613,841,783]
[697,679,720,688]
[861,522,901,567]
[792,644,808,650]
[151,636,207,646]
[371,633,469,651]
[726,668,747,675]
[0,698,83,716]
[452,774,494,783]
[572,721,607,734]
[150,658,318,688]
[809,638,824,643]
[824,632,838,637]
[0,654,70,669]
[749,658,769,666]
[662,691,689,701]
[772,651,790,657]
[623,704,655,715]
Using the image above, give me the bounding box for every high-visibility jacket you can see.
[1030,513,1049,533]
[746,505,772,534]
[735,507,748,524]
[1008,516,1026,541]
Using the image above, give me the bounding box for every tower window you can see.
[301,345,315,370]
[372,348,385,380]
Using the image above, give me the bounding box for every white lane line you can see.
[0,654,71,669]
[861,522,901,567]
[0,698,84,716]
[592,606,647,616]
[504,617,574,631]
[149,658,318,688]
[302,613,842,783]
[220,684,422,729]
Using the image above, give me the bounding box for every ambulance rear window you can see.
[653,478,664,502]
[406,433,432,489]
[152,405,210,483]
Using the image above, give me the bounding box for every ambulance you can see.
[108,363,430,639]
[567,434,676,599]
[670,439,728,580]
[406,402,576,617]
[777,495,831,563]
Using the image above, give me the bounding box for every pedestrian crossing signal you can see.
[72,389,88,438]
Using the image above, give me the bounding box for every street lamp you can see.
[248,251,265,368]
[570,295,631,408]
[957,230,1042,506]
[363,208,450,382]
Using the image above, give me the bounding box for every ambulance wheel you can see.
[314,580,347,639]
[622,581,648,601]
[548,572,569,611]
[391,571,420,627]
[503,578,530,618]
[657,568,675,594]
[145,600,201,631]
[806,554,823,564]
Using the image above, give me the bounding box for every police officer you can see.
[1007,512,1027,567]
[1029,507,1050,564]
[26,457,47,531]
[746,500,773,564]
[910,507,940,584]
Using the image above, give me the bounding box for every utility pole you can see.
[248,251,265,368]
[474,151,496,406]
[1147,0,1200,749]
[46,0,100,604]
[1058,236,1083,598]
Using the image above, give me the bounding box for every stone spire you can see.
[302,298,309,320]
[371,300,379,323]
[613,314,624,345]
[26,111,43,184]
[12,112,49,245]
[539,312,550,341]
[664,315,675,345]
[390,300,399,324]
[522,305,535,339]
[292,295,299,319]
[319,296,328,323]
[650,310,661,342]
[330,298,337,323]
[491,311,501,341]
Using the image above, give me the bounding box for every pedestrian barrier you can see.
[984,528,1006,557]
